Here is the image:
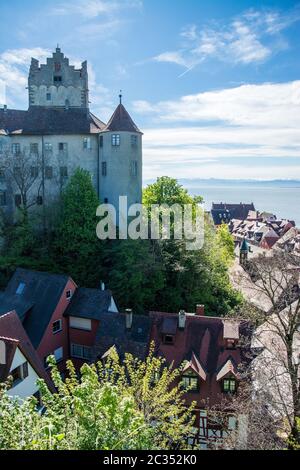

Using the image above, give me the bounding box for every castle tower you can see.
[239,238,249,266]
[28,46,89,109]
[99,94,143,213]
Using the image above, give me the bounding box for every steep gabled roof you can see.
[0,311,54,390]
[103,104,142,133]
[3,268,71,348]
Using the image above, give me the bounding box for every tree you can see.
[101,238,165,313]
[0,350,195,450]
[233,251,300,447]
[0,147,44,218]
[53,168,102,285]
[142,177,240,315]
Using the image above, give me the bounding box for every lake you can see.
[180,179,300,227]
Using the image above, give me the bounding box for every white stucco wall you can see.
[8,347,40,400]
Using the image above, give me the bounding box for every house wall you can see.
[68,318,99,369]
[37,278,77,372]
[8,347,40,400]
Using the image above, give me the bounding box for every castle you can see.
[0,47,142,216]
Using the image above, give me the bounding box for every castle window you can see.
[102,162,107,176]
[44,143,53,153]
[30,143,38,155]
[54,62,61,72]
[36,196,43,206]
[58,142,68,153]
[83,137,91,150]
[131,135,138,147]
[222,378,237,394]
[0,191,7,207]
[31,166,39,178]
[131,161,138,177]
[15,195,21,207]
[12,143,21,155]
[45,166,53,179]
[46,93,51,101]
[54,76,62,83]
[104,198,108,204]
[112,134,120,146]
[99,136,103,147]
[60,166,68,178]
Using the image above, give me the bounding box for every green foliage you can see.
[0,171,240,315]
[52,168,102,285]
[0,351,195,450]
[143,176,202,208]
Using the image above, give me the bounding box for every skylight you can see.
[16,282,25,295]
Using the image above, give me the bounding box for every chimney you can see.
[125,308,133,330]
[100,281,105,291]
[195,304,205,316]
[178,310,186,329]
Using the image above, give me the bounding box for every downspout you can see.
[97,134,100,199]
[41,135,46,234]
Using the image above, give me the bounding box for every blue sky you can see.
[0,0,300,180]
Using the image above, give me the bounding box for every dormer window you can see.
[112,134,120,146]
[163,334,174,345]
[182,371,199,392]
[222,378,237,394]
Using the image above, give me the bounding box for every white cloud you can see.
[134,81,300,128]
[51,0,142,18]
[0,48,50,107]
[152,7,300,73]
[133,81,300,180]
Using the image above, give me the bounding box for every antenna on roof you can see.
[119,90,122,105]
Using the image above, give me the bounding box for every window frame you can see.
[52,319,62,334]
[71,343,92,360]
[112,134,120,147]
[163,334,175,345]
[54,347,63,363]
[83,137,91,150]
[0,190,7,207]
[66,290,72,300]
[222,378,237,394]
[181,373,199,393]
[45,166,53,180]
[102,161,107,176]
